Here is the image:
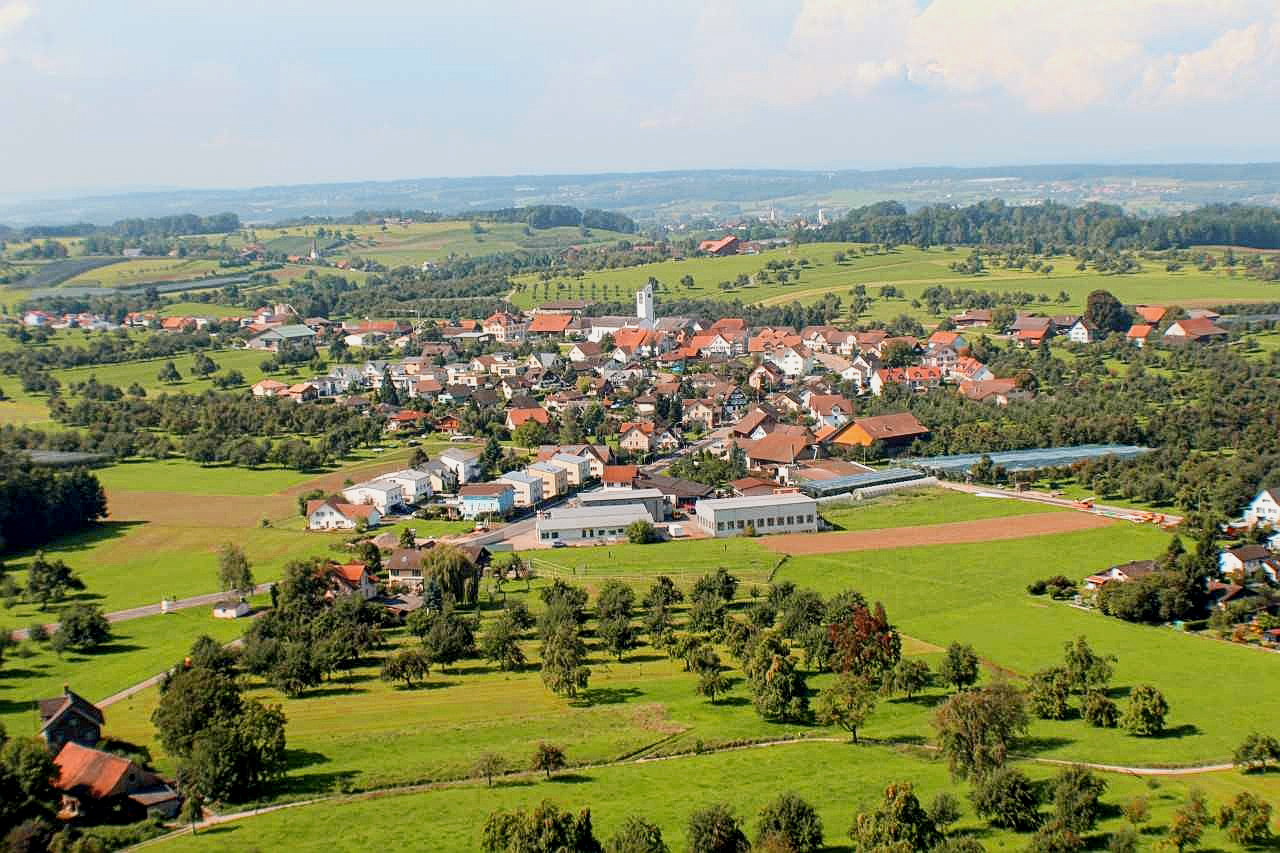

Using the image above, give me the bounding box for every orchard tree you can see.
[217,543,255,597]
[540,622,590,698]
[887,658,932,699]
[1084,289,1129,334]
[1052,765,1107,833]
[1027,667,1071,720]
[815,674,878,743]
[474,752,505,788]
[605,815,669,853]
[1233,732,1280,773]
[970,767,1042,831]
[1122,685,1168,736]
[1082,692,1119,728]
[938,643,980,692]
[933,682,1028,780]
[51,604,110,652]
[380,648,430,688]
[755,792,823,853]
[1216,791,1272,844]
[530,742,566,779]
[687,803,749,853]
[24,554,84,609]
[1167,791,1209,853]
[481,612,527,672]
[1062,636,1114,694]
[850,782,941,852]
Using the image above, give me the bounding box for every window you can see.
[766,517,774,527]
[786,516,794,525]
[807,514,815,523]
[736,519,745,529]
[717,521,725,531]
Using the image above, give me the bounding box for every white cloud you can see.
[0,1,33,34]
[715,0,1280,113]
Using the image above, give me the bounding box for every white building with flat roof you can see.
[342,480,406,514]
[380,469,433,504]
[498,470,544,508]
[694,492,818,538]
[578,487,669,521]
[536,505,654,544]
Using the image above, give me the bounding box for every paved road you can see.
[7,583,273,642]
[940,481,1184,526]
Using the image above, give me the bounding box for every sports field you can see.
[510,244,1278,319]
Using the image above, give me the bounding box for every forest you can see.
[0,449,107,552]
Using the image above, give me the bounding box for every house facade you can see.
[694,493,818,538]
[459,483,515,519]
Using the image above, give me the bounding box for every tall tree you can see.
[217,543,255,597]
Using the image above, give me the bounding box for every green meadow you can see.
[61,257,225,288]
[819,487,1063,531]
[510,243,1279,320]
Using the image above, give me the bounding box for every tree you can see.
[1082,691,1119,728]
[626,520,657,544]
[0,735,58,830]
[1216,791,1272,844]
[826,601,901,684]
[1121,796,1149,828]
[474,752,505,787]
[687,803,749,853]
[1027,667,1071,720]
[696,667,731,705]
[153,667,243,757]
[932,682,1029,780]
[51,605,110,652]
[886,658,932,699]
[24,555,84,610]
[482,800,600,853]
[1026,820,1084,853]
[604,815,669,853]
[182,700,287,803]
[157,360,182,384]
[380,647,430,688]
[1167,791,1209,853]
[531,742,566,779]
[928,792,962,838]
[540,622,590,698]
[756,792,823,853]
[849,781,941,852]
[599,615,638,661]
[814,674,878,743]
[178,791,204,835]
[643,576,683,611]
[970,766,1042,831]
[748,646,809,722]
[1122,685,1168,736]
[939,643,980,692]
[1052,765,1106,833]
[481,612,527,672]
[398,527,416,549]
[1085,290,1128,334]
[1233,732,1280,773]
[596,580,635,621]
[419,609,476,672]
[217,543,254,597]
[1062,636,1113,694]
[379,367,399,406]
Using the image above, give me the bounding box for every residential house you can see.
[812,352,858,382]
[251,379,289,397]
[735,430,817,471]
[505,407,551,431]
[248,324,317,351]
[329,562,378,600]
[1011,315,1052,346]
[386,410,430,433]
[698,235,740,255]
[421,460,458,494]
[619,422,657,454]
[1068,319,1098,344]
[439,448,482,484]
[458,483,515,519]
[952,356,994,382]
[748,361,785,391]
[1219,545,1278,581]
[569,341,602,362]
[731,476,779,497]
[548,453,592,487]
[683,399,718,432]
[527,461,569,498]
[498,470,544,508]
[1084,560,1156,590]
[1134,305,1168,325]
[824,412,929,449]
[386,548,426,587]
[767,344,814,378]
[380,469,433,504]
[306,497,381,530]
[959,378,1027,405]
[1244,488,1280,528]
[38,687,104,753]
[807,394,855,429]
[53,741,180,821]
[732,406,778,440]
[602,464,638,487]
[1126,323,1154,347]
[951,309,992,328]
[869,366,942,396]
[342,480,405,514]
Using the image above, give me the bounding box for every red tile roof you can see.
[54,742,133,799]
[528,313,572,334]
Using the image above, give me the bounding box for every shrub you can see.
[970,767,1042,831]
[1082,692,1119,728]
[755,792,823,853]
[687,803,749,853]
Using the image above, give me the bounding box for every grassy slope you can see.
[0,607,248,734]
[61,258,224,288]
[152,741,1280,853]
[779,524,1276,765]
[510,244,1279,321]
[820,487,1063,531]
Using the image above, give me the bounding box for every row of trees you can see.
[0,451,106,552]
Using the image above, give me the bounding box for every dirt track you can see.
[762,512,1116,556]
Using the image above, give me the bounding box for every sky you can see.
[1,0,1278,198]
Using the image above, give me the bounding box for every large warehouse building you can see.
[535,505,654,545]
[693,492,818,538]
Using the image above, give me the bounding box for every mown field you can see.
[510,243,1280,319]
[150,742,1280,853]
[819,487,1063,531]
[61,257,225,288]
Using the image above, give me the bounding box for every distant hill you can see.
[3,164,1279,227]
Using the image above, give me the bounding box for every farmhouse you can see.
[1084,559,1156,589]
[53,741,180,821]
[698,235,740,256]
[306,497,381,530]
[38,686,104,753]
[1164,317,1228,343]
[694,492,818,538]
[824,412,929,449]
[248,324,317,351]
[536,504,654,544]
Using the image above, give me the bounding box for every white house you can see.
[536,505,654,545]
[306,497,381,531]
[1068,319,1098,344]
[767,345,814,379]
[341,480,405,514]
[548,453,592,487]
[439,448,482,485]
[1244,488,1280,528]
[498,470,544,508]
[380,469,433,504]
[1219,545,1277,580]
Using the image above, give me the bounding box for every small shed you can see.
[212,599,250,619]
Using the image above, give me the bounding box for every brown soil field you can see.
[761,511,1115,556]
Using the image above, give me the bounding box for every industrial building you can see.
[693,492,818,538]
[577,487,670,521]
[535,505,654,544]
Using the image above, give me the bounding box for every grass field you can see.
[819,487,1064,531]
[158,301,248,318]
[0,607,248,735]
[149,740,1280,853]
[61,258,225,288]
[510,244,1280,320]
[521,537,781,588]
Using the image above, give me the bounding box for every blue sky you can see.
[1,0,1278,197]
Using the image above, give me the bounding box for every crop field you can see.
[819,487,1063,531]
[150,741,1279,853]
[61,257,225,288]
[9,257,125,288]
[510,243,1280,320]
[156,300,247,317]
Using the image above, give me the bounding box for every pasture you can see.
[61,257,225,288]
[819,487,1064,531]
[510,243,1280,321]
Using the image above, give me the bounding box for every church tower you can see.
[635,283,655,325]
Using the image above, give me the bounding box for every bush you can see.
[1052,765,1107,833]
[1082,692,1119,728]
[1122,685,1168,736]
[687,803,749,853]
[755,792,823,853]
